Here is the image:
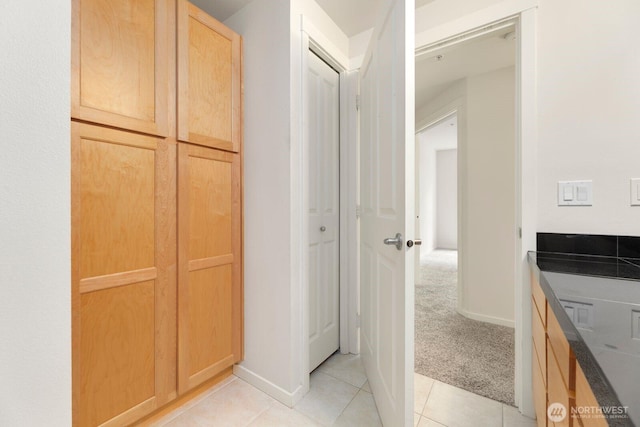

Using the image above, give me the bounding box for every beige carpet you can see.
[414,250,515,405]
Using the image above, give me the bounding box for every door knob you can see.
[407,239,422,248]
[383,233,403,250]
[320,226,326,232]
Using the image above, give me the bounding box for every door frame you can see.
[299,16,359,383]
[415,2,538,417]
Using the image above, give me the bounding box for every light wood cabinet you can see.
[576,364,609,427]
[531,272,608,427]
[547,338,573,427]
[71,0,170,136]
[177,0,242,152]
[71,1,243,425]
[177,143,243,393]
[71,122,176,426]
[532,279,548,427]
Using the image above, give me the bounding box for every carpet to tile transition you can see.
[414,250,515,405]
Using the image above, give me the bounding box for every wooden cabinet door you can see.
[177,143,242,393]
[71,122,176,426]
[71,0,169,136]
[177,0,242,152]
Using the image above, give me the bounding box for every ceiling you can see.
[415,27,516,110]
[191,0,436,37]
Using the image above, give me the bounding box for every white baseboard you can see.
[233,364,307,408]
[457,308,515,328]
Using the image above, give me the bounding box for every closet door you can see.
[71,0,169,136]
[71,122,176,426]
[177,0,242,152]
[177,143,242,393]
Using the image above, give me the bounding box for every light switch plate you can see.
[558,180,593,206]
[631,178,640,206]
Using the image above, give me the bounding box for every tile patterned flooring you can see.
[153,353,536,426]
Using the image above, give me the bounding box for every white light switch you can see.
[563,186,574,201]
[558,181,593,206]
[631,178,640,206]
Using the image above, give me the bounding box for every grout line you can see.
[329,388,361,426]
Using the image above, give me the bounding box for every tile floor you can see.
[153,353,536,427]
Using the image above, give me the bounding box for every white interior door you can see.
[308,50,341,372]
[360,0,415,425]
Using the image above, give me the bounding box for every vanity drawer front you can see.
[532,274,547,326]
[547,307,575,390]
[532,298,547,387]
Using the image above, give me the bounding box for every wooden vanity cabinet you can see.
[72,1,243,425]
[531,273,576,427]
[575,364,609,427]
[532,274,548,427]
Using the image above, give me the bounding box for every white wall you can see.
[225,0,349,405]
[416,67,516,325]
[224,0,297,400]
[436,149,458,249]
[464,67,516,325]
[536,0,640,235]
[349,29,374,70]
[0,1,71,426]
[417,115,458,254]
[418,0,640,238]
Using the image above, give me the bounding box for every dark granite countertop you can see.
[529,251,638,426]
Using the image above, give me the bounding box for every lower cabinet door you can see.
[72,122,176,426]
[547,341,573,427]
[177,142,243,393]
[533,343,547,427]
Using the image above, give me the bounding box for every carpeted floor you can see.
[415,250,515,405]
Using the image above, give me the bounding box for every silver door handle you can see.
[383,233,403,250]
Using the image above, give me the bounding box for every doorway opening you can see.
[414,22,517,406]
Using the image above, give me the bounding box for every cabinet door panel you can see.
[178,143,242,393]
[177,0,241,152]
[547,338,573,427]
[576,364,608,427]
[72,122,176,426]
[79,281,155,426]
[533,347,548,427]
[72,0,169,136]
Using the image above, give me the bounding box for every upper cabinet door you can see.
[177,0,242,152]
[71,0,169,136]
